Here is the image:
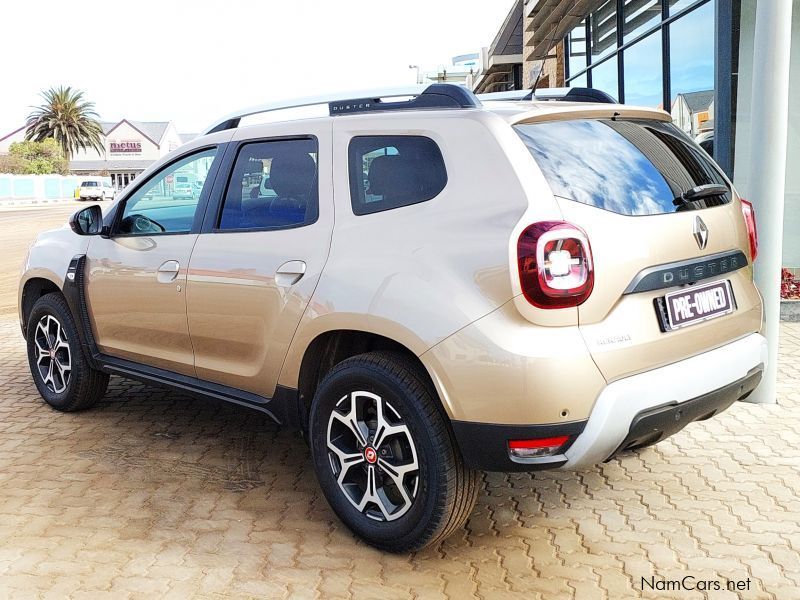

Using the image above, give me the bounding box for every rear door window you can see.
[348,135,447,215]
[217,138,318,231]
[514,119,730,215]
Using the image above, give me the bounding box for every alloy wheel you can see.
[34,315,72,394]
[326,391,419,521]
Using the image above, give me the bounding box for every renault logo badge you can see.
[693,216,709,250]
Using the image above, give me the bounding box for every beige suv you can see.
[19,84,766,552]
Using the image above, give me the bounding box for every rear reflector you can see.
[508,435,570,459]
[740,198,758,262]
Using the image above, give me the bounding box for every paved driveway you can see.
[1,206,799,599]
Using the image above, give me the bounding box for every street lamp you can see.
[409,65,420,84]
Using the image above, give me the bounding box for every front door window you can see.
[118,149,217,235]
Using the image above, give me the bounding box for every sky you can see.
[1,0,513,135]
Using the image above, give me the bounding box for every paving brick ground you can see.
[1,208,799,598]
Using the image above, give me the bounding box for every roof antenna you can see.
[531,0,581,94]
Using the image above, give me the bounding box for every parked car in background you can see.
[78,177,115,201]
[173,180,195,200]
[19,84,765,552]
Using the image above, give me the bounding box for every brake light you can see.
[508,436,570,459]
[517,221,594,309]
[740,198,758,262]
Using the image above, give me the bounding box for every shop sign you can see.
[110,140,142,154]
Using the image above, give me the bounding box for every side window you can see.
[118,148,217,235]
[218,138,318,231]
[348,135,447,215]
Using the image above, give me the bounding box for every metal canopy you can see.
[525,0,606,61]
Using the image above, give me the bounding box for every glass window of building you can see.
[623,0,662,43]
[568,20,588,77]
[590,1,618,62]
[590,56,619,101]
[669,1,715,142]
[668,0,697,16]
[622,30,663,106]
[570,73,588,88]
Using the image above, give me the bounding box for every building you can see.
[477,0,799,269]
[0,119,192,190]
[671,90,714,137]
[472,1,525,93]
[417,54,482,87]
[70,120,183,189]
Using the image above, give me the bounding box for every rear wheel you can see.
[26,293,108,412]
[309,351,479,552]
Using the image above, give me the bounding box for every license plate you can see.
[664,280,735,330]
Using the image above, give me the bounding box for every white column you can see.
[747,0,794,403]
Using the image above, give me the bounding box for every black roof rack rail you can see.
[477,87,616,104]
[203,84,482,134]
[477,90,534,101]
[533,87,616,104]
[328,84,481,116]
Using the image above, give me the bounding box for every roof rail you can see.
[477,90,534,101]
[203,84,481,135]
[477,87,616,104]
[534,87,616,104]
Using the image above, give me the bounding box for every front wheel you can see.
[309,352,479,552]
[26,293,109,412]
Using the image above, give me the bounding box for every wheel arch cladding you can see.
[20,277,62,338]
[294,329,443,434]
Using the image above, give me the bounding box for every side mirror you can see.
[69,205,105,236]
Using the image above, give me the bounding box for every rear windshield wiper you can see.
[673,184,729,206]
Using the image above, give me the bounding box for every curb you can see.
[781,300,800,322]
[0,198,86,212]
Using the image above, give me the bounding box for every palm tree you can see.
[25,86,104,161]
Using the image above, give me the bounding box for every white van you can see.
[78,177,115,201]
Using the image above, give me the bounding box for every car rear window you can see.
[514,119,730,216]
[81,181,98,187]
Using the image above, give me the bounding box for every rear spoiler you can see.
[478,87,616,104]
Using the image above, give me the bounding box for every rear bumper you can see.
[452,333,767,472]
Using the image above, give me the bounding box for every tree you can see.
[0,139,69,175]
[25,86,104,161]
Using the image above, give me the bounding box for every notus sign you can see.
[109,140,142,154]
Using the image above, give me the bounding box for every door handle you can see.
[275,260,306,287]
[157,260,180,283]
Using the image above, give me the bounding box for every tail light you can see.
[517,221,594,309]
[740,198,758,262]
[508,436,570,459]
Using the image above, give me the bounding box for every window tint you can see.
[218,138,318,231]
[348,136,446,215]
[118,148,216,235]
[81,181,98,187]
[515,119,730,216]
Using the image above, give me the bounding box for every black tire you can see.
[309,351,479,552]
[26,292,109,412]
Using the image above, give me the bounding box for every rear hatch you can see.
[515,116,762,382]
